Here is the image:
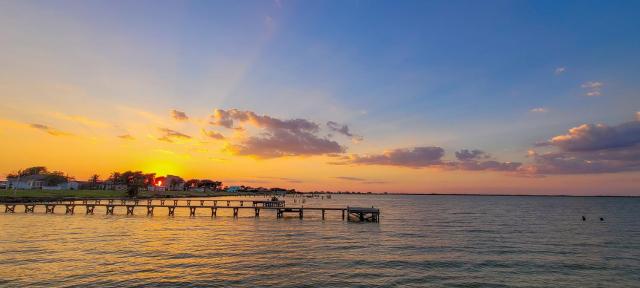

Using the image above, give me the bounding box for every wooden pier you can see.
[0,199,379,222]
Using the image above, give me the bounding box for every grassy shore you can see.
[0,189,260,199]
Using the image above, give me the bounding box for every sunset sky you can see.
[1,1,639,195]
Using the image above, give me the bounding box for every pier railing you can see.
[0,199,379,222]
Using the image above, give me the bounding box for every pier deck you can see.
[0,199,379,222]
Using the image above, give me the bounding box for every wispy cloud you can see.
[118,134,135,140]
[332,147,521,172]
[341,147,445,168]
[50,112,110,128]
[29,123,72,136]
[530,107,548,113]
[201,129,225,140]
[157,128,191,143]
[581,81,604,96]
[554,67,566,75]
[333,176,366,181]
[326,121,363,142]
[170,109,189,121]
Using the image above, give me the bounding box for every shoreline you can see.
[0,189,638,201]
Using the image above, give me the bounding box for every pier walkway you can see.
[0,199,379,222]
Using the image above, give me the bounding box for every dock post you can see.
[95,200,100,204]
[46,205,55,214]
[187,200,191,206]
[189,207,196,217]
[24,205,35,213]
[200,200,205,206]
[173,200,178,206]
[5,204,15,213]
[213,200,218,206]
[255,208,260,217]
[227,200,230,207]
[240,201,244,206]
[65,205,75,215]
[342,209,345,220]
[121,200,126,205]
[126,205,135,215]
[168,206,175,216]
[147,200,152,205]
[233,208,238,217]
[82,200,87,204]
[86,205,95,215]
[322,209,325,220]
[147,206,154,216]
[134,200,139,205]
[108,200,114,205]
[211,207,217,217]
[160,200,165,205]
[106,205,114,215]
[299,209,303,219]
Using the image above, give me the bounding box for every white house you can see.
[7,174,47,189]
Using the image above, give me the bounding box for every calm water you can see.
[1,195,639,287]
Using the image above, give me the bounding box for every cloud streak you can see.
[344,147,445,168]
[530,107,548,113]
[581,81,604,97]
[29,123,72,136]
[158,128,191,143]
[201,129,225,140]
[326,121,363,141]
[332,147,521,172]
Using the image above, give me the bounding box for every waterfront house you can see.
[152,175,185,192]
[7,174,47,189]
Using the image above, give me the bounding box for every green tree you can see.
[13,166,48,177]
[44,171,68,186]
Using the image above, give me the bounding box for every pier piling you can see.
[65,205,75,215]
[86,205,95,215]
[24,205,35,213]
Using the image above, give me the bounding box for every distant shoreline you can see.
[365,192,640,198]
[0,189,637,200]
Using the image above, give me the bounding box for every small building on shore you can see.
[6,175,79,190]
[7,174,47,189]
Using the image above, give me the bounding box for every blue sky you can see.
[1,0,639,194]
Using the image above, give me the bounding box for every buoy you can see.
[600,217,604,221]
[582,216,586,221]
